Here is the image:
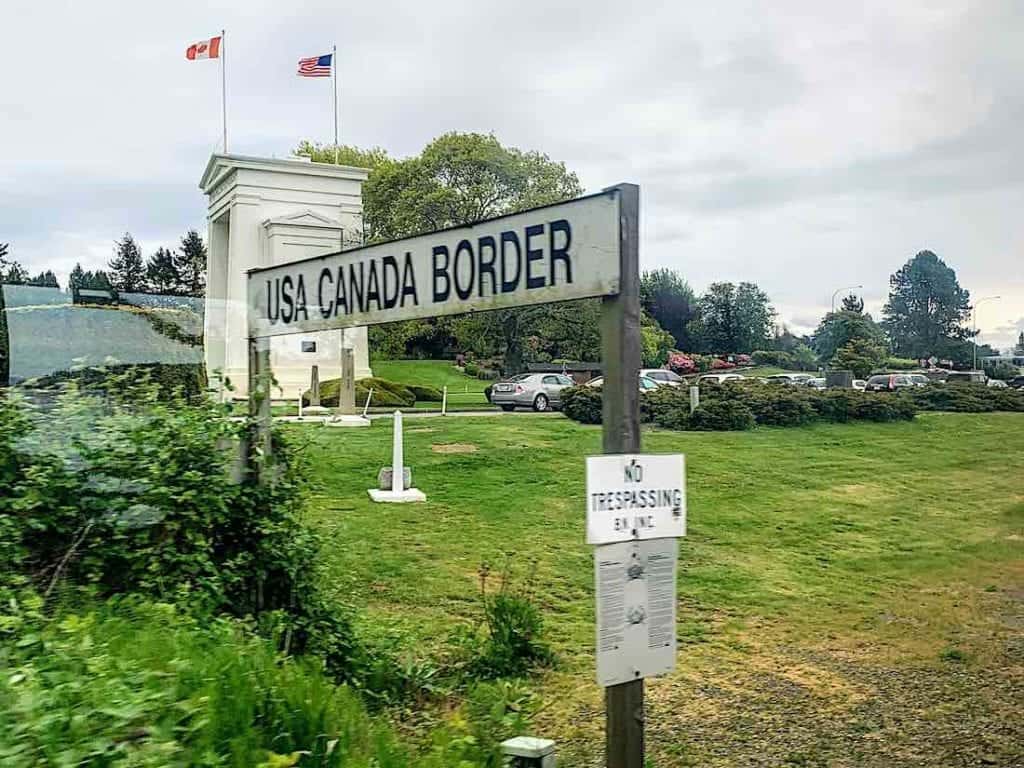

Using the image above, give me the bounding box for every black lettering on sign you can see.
[432,245,451,302]
[318,268,333,318]
[365,260,382,311]
[549,219,572,286]
[334,266,348,316]
[500,231,521,293]
[525,224,545,289]
[266,279,279,324]
[281,275,294,323]
[400,252,418,306]
[349,262,365,313]
[454,239,475,301]
[294,274,308,321]
[381,255,399,309]
[478,235,497,297]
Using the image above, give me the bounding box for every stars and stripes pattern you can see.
[297,54,333,77]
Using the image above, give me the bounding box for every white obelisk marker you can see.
[368,410,426,503]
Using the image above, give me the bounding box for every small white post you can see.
[442,385,448,416]
[689,385,700,414]
[362,387,373,418]
[297,396,303,420]
[391,410,404,493]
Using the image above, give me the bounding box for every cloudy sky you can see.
[2,0,1022,349]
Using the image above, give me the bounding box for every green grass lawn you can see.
[295,413,1023,766]
[370,359,491,393]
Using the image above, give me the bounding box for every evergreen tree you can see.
[841,293,864,313]
[146,247,180,294]
[695,281,775,354]
[640,268,699,350]
[882,250,971,358]
[174,230,207,295]
[108,233,147,292]
[28,270,59,288]
[3,262,28,284]
[0,242,8,262]
[69,263,86,290]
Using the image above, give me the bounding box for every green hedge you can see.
[562,380,920,431]
[408,384,443,402]
[908,383,1024,413]
[304,376,416,408]
[23,362,207,402]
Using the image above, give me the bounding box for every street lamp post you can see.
[972,296,1001,372]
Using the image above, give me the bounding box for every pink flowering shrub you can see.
[667,352,697,375]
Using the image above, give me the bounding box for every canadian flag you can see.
[186,36,221,60]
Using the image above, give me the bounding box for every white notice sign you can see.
[595,538,678,687]
[585,454,686,544]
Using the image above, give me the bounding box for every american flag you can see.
[297,53,333,77]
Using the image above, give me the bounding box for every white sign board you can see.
[586,454,686,544]
[595,538,678,687]
[246,191,623,338]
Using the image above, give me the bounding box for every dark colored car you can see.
[1008,376,1024,389]
[864,373,914,392]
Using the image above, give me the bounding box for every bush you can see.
[0,597,411,768]
[885,357,918,370]
[407,384,443,402]
[305,377,416,408]
[642,385,692,429]
[560,385,602,424]
[710,358,737,370]
[484,384,493,402]
[909,384,1024,413]
[464,361,479,376]
[0,380,361,683]
[984,360,1020,381]
[688,399,755,431]
[752,350,795,368]
[26,362,207,402]
[667,352,697,375]
[739,384,818,427]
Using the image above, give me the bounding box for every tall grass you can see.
[0,597,410,767]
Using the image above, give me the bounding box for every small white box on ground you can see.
[326,415,371,428]
[500,736,556,768]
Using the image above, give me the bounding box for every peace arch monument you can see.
[199,153,373,398]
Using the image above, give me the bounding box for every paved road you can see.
[277,408,564,424]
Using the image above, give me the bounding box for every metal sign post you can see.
[599,183,644,768]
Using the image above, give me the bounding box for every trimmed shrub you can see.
[407,384,443,402]
[304,377,415,408]
[751,350,795,368]
[984,360,1021,381]
[642,385,691,428]
[464,361,479,376]
[354,384,409,408]
[26,362,207,402]
[909,384,1024,413]
[741,385,818,427]
[667,352,697,375]
[560,385,601,424]
[688,400,755,431]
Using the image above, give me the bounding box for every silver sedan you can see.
[491,373,574,411]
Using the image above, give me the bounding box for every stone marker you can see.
[327,344,370,427]
[500,736,556,768]
[305,364,330,416]
[368,411,425,503]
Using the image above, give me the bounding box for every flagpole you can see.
[332,44,339,163]
[221,29,228,152]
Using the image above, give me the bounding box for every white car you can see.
[766,373,814,386]
[640,368,684,387]
[852,379,867,391]
[697,373,745,385]
[987,378,1008,389]
[587,374,661,392]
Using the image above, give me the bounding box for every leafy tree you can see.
[1015,332,1024,356]
[28,270,59,288]
[695,281,774,354]
[812,310,887,362]
[295,141,393,173]
[841,293,864,313]
[640,268,698,350]
[108,233,147,292]
[174,230,208,296]
[342,132,583,371]
[832,338,888,378]
[791,343,819,372]
[882,250,972,358]
[640,312,675,367]
[146,247,180,294]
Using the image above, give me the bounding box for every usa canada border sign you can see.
[247,188,624,338]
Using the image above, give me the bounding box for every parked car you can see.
[804,377,826,390]
[987,378,1009,389]
[852,379,867,391]
[765,373,813,386]
[697,373,745,385]
[1008,376,1024,389]
[490,373,573,411]
[587,374,661,392]
[640,368,684,387]
[908,374,931,387]
[864,373,914,392]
